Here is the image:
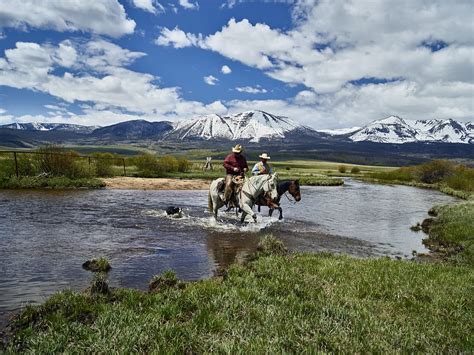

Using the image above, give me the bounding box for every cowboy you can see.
[252,153,273,175]
[222,144,248,205]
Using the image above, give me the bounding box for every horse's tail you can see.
[208,191,213,212]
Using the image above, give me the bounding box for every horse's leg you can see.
[269,208,274,217]
[240,211,247,223]
[258,204,261,213]
[278,207,283,220]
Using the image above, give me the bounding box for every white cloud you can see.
[131,0,165,13]
[0,0,136,37]
[0,40,229,124]
[178,0,199,10]
[203,75,218,86]
[155,27,200,48]
[221,65,232,74]
[236,86,267,94]
[156,0,474,126]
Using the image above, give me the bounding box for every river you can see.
[0,179,458,326]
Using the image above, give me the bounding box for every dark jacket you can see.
[223,153,248,175]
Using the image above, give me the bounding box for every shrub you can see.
[338,165,347,173]
[417,160,455,184]
[371,167,415,182]
[177,157,191,172]
[159,155,179,173]
[444,165,474,192]
[34,145,80,178]
[351,166,360,174]
[134,153,160,177]
[92,153,117,177]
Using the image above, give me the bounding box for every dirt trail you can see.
[102,177,211,190]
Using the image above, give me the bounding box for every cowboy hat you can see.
[259,153,271,160]
[232,144,243,153]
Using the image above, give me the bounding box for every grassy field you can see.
[4,222,473,352]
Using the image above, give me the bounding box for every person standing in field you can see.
[252,153,273,175]
[223,144,248,205]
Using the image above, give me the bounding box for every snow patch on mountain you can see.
[318,127,361,136]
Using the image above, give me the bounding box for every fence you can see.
[0,150,127,178]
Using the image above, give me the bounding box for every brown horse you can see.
[256,179,301,220]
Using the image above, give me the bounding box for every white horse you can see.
[208,174,279,223]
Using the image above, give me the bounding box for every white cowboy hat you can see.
[259,153,271,160]
[232,144,243,153]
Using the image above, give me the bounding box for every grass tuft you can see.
[82,257,111,272]
[148,270,185,292]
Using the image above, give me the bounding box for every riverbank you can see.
[0,176,105,189]
[3,199,473,352]
[102,177,211,190]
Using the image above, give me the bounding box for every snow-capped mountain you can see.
[0,122,98,134]
[346,116,473,144]
[168,110,315,142]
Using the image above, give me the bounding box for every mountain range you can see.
[0,111,472,145]
[325,116,473,144]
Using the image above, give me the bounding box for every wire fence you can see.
[0,150,127,179]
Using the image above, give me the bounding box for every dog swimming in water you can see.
[165,206,183,218]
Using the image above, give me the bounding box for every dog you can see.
[165,206,183,218]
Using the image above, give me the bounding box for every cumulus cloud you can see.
[131,0,165,13]
[0,39,229,125]
[0,0,136,37]
[178,0,199,10]
[236,86,267,94]
[221,65,232,74]
[203,75,218,85]
[155,27,200,48]
[156,0,474,125]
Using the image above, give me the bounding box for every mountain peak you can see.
[169,110,305,142]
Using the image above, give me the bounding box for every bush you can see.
[92,153,117,177]
[177,157,191,173]
[351,166,360,174]
[444,165,474,192]
[134,153,160,177]
[34,145,80,178]
[338,165,347,173]
[417,160,455,184]
[159,156,179,173]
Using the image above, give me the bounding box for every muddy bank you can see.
[102,177,211,190]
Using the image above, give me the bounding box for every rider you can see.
[223,144,248,205]
[252,153,273,175]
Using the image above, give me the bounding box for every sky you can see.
[0,0,472,129]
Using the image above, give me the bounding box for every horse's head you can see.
[289,179,301,201]
[264,174,279,201]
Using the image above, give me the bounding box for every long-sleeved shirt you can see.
[223,153,248,175]
[252,161,273,175]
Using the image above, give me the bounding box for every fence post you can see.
[13,152,19,178]
[122,159,126,177]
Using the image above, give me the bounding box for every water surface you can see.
[0,179,457,326]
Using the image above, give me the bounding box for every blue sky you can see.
[0,0,472,128]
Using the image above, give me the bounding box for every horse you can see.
[208,174,279,223]
[256,179,301,220]
[208,175,244,220]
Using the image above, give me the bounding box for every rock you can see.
[428,207,439,217]
[410,223,422,232]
